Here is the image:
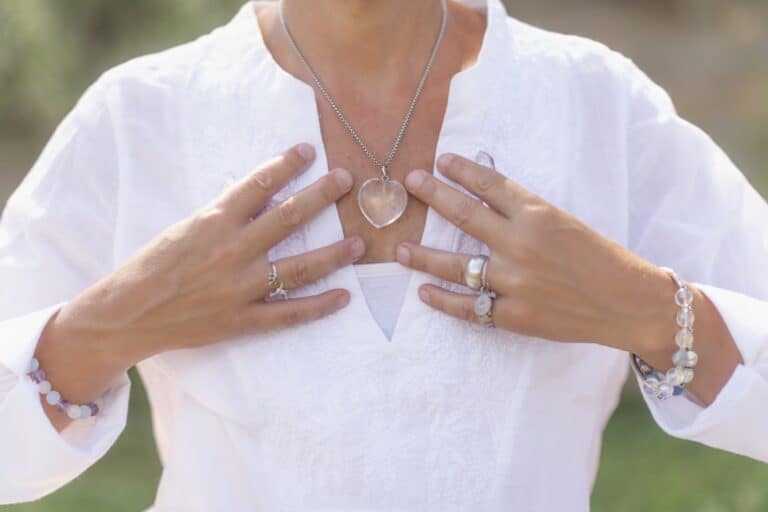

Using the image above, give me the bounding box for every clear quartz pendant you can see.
[357,166,408,229]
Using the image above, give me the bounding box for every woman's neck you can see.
[278,0,446,83]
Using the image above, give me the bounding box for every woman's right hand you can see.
[34,143,363,424]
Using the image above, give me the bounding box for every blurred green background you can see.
[1,1,767,511]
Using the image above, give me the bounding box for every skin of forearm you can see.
[33,306,141,433]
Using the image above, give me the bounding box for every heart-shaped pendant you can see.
[357,177,408,229]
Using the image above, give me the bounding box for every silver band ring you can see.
[266,262,288,300]
[464,255,488,290]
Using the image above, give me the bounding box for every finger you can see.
[417,284,491,326]
[235,289,351,333]
[246,168,354,251]
[247,236,366,297]
[435,153,537,218]
[216,143,316,221]
[419,284,543,337]
[396,242,500,290]
[404,168,504,244]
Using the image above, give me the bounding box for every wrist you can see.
[33,305,137,405]
[610,263,679,362]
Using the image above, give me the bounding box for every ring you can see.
[266,262,288,300]
[464,255,488,290]
[474,287,495,328]
[465,254,495,327]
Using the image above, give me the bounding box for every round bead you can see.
[672,349,687,367]
[666,367,686,386]
[656,382,674,400]
[675,329,694,349]
[67,404,82,419]
[684,350,699,368]
[89,403,100,416]
[45,390,61,405]
[642,375,661,395]
[682,368,695,384]
[675,286,694,307]
[676,308,695,328]
[80,405,92,419]
[38,380,52,394]
[28,357,40,373]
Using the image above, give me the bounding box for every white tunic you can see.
[2,0,768,509]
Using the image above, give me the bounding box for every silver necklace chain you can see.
[278,0,447,180]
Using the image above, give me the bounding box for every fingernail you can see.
[418,286,430,301]
[336,291,350,308]
[351,237,365,258]
[334,168,353,190]
[296,143,315,161]
[405,169,426,190]
[396,244,410,265]
[437,153,455,170]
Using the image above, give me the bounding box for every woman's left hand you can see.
[395,152,677,356]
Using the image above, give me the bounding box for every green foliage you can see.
[0,0,242,137]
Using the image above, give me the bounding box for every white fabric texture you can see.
[1,0,767,509]
[353,263,413,341]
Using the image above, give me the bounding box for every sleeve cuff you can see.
[0,371,130,503]
[632,360,768,462]
[0,302,131,503]
[692,282,768,368]
[630,281,768,463]
[0,301,68,376]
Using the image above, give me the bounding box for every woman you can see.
[1,0,766,509]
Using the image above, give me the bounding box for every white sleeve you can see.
[0,72,131,504]
[623,56,768,463]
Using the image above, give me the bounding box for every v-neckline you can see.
[241,0,499,346]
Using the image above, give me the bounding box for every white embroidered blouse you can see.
[1,0,767,510]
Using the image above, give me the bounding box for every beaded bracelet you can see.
[632,266,698,400]
[27,357,100,420]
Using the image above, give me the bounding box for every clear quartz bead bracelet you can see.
[632,266,698,400]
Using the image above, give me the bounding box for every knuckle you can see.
[320,178,339,203]
[509,242,538,265]
[278,197,303,227]
[502,270,526,292]
[414,175,436,198]
[191,207,227,232]
[475,167,496,192]
[250,169,274,194]
[451,196,479,228]
[291,259,311,287]
[334,244,352,266]
[283,146,307,172]
[209,241,241,267]
[283,305,303,326]
[459,299,476,322]
[445,156,464,176]
[509,301,536,333]
[451,258,466,285]
[527,202,555,224]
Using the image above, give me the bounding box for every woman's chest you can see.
[115,72,633,432]
[314,76,450,263]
